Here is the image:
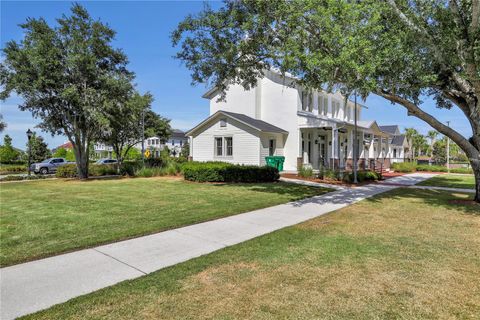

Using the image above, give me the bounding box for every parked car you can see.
[95,158,118,165]
[31,158,74,174]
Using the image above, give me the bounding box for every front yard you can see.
[24,188,479,319]
[0,177,329,266]
[417,174,475,189]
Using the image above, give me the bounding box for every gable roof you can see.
[391,135,406,146]
[187,111,288,136]
[379,125,400,135]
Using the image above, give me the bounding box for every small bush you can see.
[182,161,279,183]
[298,166,313,178]
[450,167,473,174]
[392,162,417,173]
[55,164,78,178]
[323,168,340,180]
[120,161,142,176]
[145,158,163,168]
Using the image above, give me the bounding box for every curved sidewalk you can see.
[0,173,437,320]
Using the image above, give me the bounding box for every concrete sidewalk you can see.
[1,173,437,319]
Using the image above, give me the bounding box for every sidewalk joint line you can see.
[93,248,148,275]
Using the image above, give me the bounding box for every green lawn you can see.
[24,188,480,320]
[417,174,475,189]
[0,177,330,267]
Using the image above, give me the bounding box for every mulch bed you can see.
[281,173,370,187]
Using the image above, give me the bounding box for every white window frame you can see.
[214,136,233,158]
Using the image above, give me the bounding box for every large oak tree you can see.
[1,4,131,178]
[172,0,480,201]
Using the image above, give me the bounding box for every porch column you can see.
[297,129,303,169]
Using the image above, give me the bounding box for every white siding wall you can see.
[259,132,285,165]
[210,84,257,118]
[191,117,261,165]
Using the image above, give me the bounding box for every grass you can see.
[0,177,330,267]
[23,188,480,320]
[417,174,476,189]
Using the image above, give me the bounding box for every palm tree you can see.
[427,130,438,157]
[404,128,418,161]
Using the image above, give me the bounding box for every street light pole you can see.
[446,121,450,173]
[353,91,358,184]
[141,108,145,166]
[26,129,33,177]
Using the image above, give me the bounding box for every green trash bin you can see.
[274,156,285,171]
[265,156,285,171]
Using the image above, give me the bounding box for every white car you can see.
[95,159,118,165]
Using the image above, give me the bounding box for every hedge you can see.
[391,162,417,173]
[0,175,47,182]
[0,164,26,174]
[343,170,381,183]
[450,167,473,174]
[182,161,279,183]
[415,164,448,172]
[56,164,117,178]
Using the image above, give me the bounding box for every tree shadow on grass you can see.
[211,181,333,198]
[363,188,479,216]
[419,175,475,189]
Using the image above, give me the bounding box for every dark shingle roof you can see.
[391,135,406,146]
[171,129,186,139]
[220,111,288,133]
[379,125,399,135]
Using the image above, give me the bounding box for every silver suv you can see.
[31,158,73,174]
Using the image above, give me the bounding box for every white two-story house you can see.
[187,70,404,172]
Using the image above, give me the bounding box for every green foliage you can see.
[180,142,190,158]
[298,166,313,178]
[0,175,47,182]
[1,4,133,178]
[0,164,26,174]
[53,147,75,161]
[182,162,279,183]
[27,133,51,162]
[392,162,417,173]
[56,164,117,178]
[144,110,172,141]
[416,164,448,172]
[0,135,20,163]
[450,167,473,174]
[0,114,6,133]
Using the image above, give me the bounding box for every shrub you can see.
[182,161,279,183]
[56,164,118,178]
[0,174,47,182]
[344,170,381,183]
[392,162,417,173]
[298,165,313,178]
[322,168,340,180]
[0,164,26,174]
[56,164,78,178]
[120,161,142,176]
[450,167,473,174]
[145,157,163,168]
[416,164,448,172]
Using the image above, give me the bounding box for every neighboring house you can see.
[93,142,113,159]
[164,129,188,157]
[187,69,402,172]
[379,125,409,163]
[52,141,73,153]
[135,130,186,157]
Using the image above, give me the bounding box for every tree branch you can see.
[376,89,478,158]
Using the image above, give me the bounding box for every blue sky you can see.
[0,1,472,150]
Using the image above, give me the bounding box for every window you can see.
[269,139,276,156]
[393,149,397,158]
[220,119,227,127]
[323,97,328,115]
[225,137,233,156]
[215,137,223,156]
[318,95,328,116]
[301,91,313,112]
[172,140,175,146]
[180,140,183,147]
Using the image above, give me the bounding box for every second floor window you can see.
[318,95,328,116]
[301,91,313,112]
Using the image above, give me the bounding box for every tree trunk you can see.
[72,143,89,179]
[471,160,480,203]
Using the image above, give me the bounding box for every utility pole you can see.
[446,121,450,173]
[141,108,145,166]
[353,91,358,184]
